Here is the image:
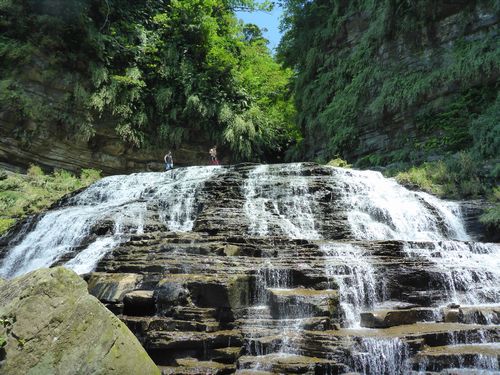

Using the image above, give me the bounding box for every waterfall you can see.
[2,162,498,373]
[331,167,469,241]
[403,241,500,305]
[321,243,378,328]
[243,164,320,240]
[241,163,498,373]
[0,166,221,278]
[353,338,411,375]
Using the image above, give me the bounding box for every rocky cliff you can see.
[351,3,498,164]
[280,1,499,165]
[0,163,498,374]
[0,108,212,175]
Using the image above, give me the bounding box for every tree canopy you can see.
[0,0,298,161]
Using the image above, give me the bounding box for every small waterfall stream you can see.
[0,166,221,278]
[243,164,320,240]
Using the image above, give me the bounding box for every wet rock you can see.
[154,279,190,315]
[221,244,241,256]
[238,354,343,374]
[211,347,242,364]
[268,288,339,319]
[360,308,436,328]
[146,330,243,351]
[460,200,499,243]
[168,358,235,374]
[442,307,461,323]
[87,272,142,303]
[123,290,156,316]
[413,344,500,372]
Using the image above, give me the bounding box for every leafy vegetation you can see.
[0,0,298,161]
[279,0,499,231]
[479,187,500,229]
[326,158,351,169]
[394,152,485,198]
[0,315,14,351]
[278,0,499,164]
[0,166,101,235]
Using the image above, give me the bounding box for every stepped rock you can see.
[0,267,159,375]
[0,163,499,373]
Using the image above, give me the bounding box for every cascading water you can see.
[2,162,498,374]
[329,167,499,372]
[0,166,221,278]
[241,164,322,370]
[321,243,378,328]
[352,337,411,375]
[244,164,320,240]
[403,241,500,305]
[331,167,468,241]
[241,163,499,374]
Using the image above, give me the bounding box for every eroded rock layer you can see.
[0,163,499,374]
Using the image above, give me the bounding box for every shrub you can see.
[480,187,500,229]
[80,169,101,185]
[327,158,352,168]
[0,218,16,235]
[26,165,44,177]
[394,152,487,198]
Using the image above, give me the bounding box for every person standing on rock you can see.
[164,151,173,171]
[209,146,219,165]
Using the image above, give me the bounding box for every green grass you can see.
[394,152,486,199]
[0,166,101,235]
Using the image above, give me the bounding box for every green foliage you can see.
[326,158,351,168]
[470,92,500,159]
[0,219,16,234]
[0,167,101,236]
[480,187,500,229]
[394,152,486,198]
[0,0,299,161]
[0,315,15,350]
[278,0,499,163]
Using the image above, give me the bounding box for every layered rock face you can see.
[0,267,159,375]
[0,110,211,175]
[0,163,499,374]
[294,2,499,163]
[349,5,499,162]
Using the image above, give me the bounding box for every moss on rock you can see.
[0,267,160,375]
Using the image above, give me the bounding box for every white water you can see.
[244,164,320,239]
[321,243,378,327]
[353,337,411,375]
[331,167,469,241]
[241,163,499,373]
[404,241,500,305]
[0,166,221,278]
[3,162,498,373]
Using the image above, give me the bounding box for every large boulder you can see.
[0,267,160,375]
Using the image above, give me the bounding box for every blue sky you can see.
[236,4,284,52]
